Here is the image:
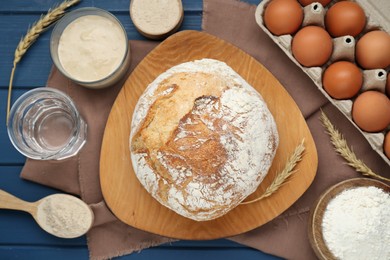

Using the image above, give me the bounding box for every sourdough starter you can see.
[58,15,126,82]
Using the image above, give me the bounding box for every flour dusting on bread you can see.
[130,59,278,221]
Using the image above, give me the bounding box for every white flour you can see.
[322,186,390,260]
[36,194,93,238]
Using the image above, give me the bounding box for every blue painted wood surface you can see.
[0,0,283,259]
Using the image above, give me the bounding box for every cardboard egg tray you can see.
[255,0,390,166]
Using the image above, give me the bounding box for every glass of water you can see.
[7,88,87,160]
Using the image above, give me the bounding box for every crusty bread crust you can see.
[130,59,278,221]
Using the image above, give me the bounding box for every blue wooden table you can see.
[0,0,282,259]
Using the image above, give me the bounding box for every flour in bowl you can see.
[322,186,390,260]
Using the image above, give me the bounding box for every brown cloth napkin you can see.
[21,0,390,259]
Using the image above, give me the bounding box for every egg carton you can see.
[255,0,390,166]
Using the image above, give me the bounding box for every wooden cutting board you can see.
[100,30,318,240]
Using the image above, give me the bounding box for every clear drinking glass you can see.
[7,88,87,160]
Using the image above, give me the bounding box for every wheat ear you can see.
[6,0,81,125]
[320,110,390,182]
[240,139,305,205]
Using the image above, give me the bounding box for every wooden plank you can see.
[0,0,261,89]
[0,166,56,198]
[0,14,201,89]
[0,0,204,13]
[0,89,28,164]
[0,167,252,248]
[0,166,86,245]
[0,166,249,248]
[0,0,278,258]
[0,246,281,259]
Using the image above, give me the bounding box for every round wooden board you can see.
[100,30,318,240]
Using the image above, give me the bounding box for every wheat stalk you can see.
[320,110,390,182]
[240,139,305,205]
[6,0,81,125]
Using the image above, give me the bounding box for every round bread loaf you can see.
[130,59,279,221]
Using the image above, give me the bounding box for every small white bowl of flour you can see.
[308,178,390,260]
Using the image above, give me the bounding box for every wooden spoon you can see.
[0,189,94,238]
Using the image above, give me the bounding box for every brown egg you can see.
[292,26,333,67]
[352,91,390,132]
[384,132,390,159]
[298,0,331,7]
[264,0,303,36]
[323,61,362,99]
[356,31,390,69]
[325,1,366,37]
